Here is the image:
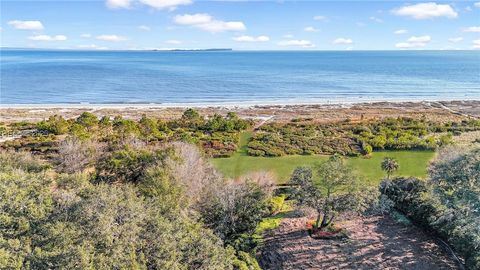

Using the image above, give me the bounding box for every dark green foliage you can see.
[95,146,173,184]
[381,148,480,270]
[1,135,57,157]
[182,108,201,121]
[76,112,99,129]
[247,117,480,157]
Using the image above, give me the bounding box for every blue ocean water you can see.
[1,50,479,104]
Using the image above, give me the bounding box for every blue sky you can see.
[1,0,480,50]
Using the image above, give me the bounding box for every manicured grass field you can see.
[211,132,435,184]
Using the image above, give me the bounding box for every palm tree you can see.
[381,157,399,179]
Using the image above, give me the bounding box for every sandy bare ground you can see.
[1,100,479,123]
[259,214,460,270]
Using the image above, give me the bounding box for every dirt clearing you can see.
[259,214,460,270]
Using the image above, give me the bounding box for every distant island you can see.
[154,48,233,52]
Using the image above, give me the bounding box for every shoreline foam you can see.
[1,98,479,109]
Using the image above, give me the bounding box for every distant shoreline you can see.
[2,98,479,109]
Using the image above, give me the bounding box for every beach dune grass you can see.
[211,132,435,184]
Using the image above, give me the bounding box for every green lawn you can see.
[211,132,435,184]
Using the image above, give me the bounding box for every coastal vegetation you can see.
[380,147,480,269]
[2,110,252,159]
[212,131,435,182]
[0,143,273,269]
[247,117,480,157]
[289,157,374,232]
[1,109,479,269]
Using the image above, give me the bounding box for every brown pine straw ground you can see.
[259,213,461,270]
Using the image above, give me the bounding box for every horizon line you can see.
[2,47,479,52]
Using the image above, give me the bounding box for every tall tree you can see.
[290,156,367,230]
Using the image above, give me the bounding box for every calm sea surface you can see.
[1,50,479,104]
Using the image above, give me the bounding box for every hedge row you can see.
[381,177,480,269]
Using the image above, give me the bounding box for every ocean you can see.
[1,50,479,105]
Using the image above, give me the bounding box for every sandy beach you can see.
[1,100,479,124]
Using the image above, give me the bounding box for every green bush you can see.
[36,115,70,135]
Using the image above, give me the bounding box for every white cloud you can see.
[356,22,366,27]
[392,3,458,19]
[369,16,383,23]
[463,26,480,32]
[138,0,191,10]
[96,34,127,41]
[465,6,473,12]
[473,39,480,49]
[475,2,480,8]
[394,29,408,34]
[196,21,245,33]
[395,35,431,49]
[304,26,319,32]
[28,35,67,41]
[165,39,181,44]
[448,37,463,43]
[313,15,327,21]
[106,0,191,10]
[277,39,315,48]
[232,35,269,42]
[138,25,150,31]
[8,20,44,30]
[407,35,431,43]
[174,13,246,33]
[283,34,293,38]
[80,33,92,38]
[333,38,353,45]
[174,13,212,25]
[106,0,131,8]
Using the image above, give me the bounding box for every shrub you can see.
[36,115,70,135]
[95,146,173,184]
[76,112,99,129]
[56,137,98,173]
[200,180,270,246]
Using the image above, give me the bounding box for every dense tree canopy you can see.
[0,151,234,270]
